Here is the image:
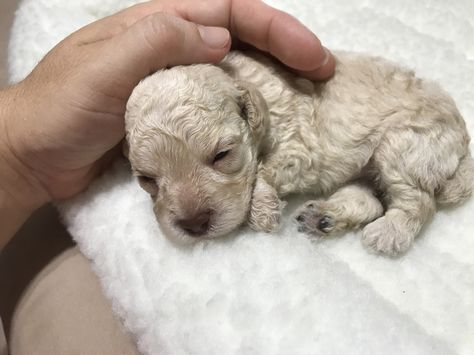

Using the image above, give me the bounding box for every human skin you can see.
[0,0,335,249]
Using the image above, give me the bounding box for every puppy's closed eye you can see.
[137,175,159,197]
[213,150,230,163]
[211,135,242,165]
[211,146,246,175]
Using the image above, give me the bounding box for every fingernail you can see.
[198,26,230,49]
[320,47,330,67]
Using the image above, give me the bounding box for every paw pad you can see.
[294,200,334,236]
[317,216,332,232]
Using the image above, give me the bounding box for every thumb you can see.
[103,13,231,81]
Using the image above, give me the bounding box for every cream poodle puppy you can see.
[125,51,473,255]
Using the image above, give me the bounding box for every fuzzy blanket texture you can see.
[8,0,474,354]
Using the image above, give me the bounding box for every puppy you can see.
[125,51,473,255]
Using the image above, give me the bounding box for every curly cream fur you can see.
[125,51,473,254]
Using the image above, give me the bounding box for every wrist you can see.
[0,85,50,214]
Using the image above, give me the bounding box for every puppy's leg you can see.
[295,183,383,236]
[361,184,435,256]
[361,128,442,255]
[248,176,285,233]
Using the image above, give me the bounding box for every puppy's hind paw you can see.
[361,216,413,256]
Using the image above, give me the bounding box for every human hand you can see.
[0,0,335,214]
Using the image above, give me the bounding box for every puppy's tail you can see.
[436,155,474,206]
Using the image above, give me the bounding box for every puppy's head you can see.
[125,64,268,243]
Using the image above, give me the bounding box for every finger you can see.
[94,13,230,97]
[295,49,336,81]
[231,1,326,69]
[174,0,334,80]
[70,2,177,44]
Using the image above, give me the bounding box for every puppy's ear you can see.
[236,81,268,144]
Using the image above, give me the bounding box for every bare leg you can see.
[295,183,383,236]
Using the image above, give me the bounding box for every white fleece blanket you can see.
[8,1,474,354]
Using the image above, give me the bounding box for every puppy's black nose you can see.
[177,210,211,237]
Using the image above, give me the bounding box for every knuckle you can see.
[141,13,187,53]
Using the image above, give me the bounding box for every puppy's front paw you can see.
[248,177,284,233]
[361,216,413,256]
[248,201,283,233]
[294,200,337,236]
